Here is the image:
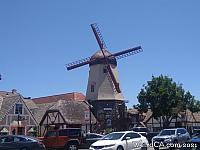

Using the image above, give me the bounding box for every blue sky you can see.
[0,1,199,107]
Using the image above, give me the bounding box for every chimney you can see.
[12,89,17,94]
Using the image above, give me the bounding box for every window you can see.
[91,85,94,92]
[15,103,23,115]
[46,131,57,137]
[177,129,186,134]
[123,133,141,140]
[103,67,107,73]
[59,129,81,137]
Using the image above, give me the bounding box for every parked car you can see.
[192,129,200,138]
[132,127,149,137]
[38,128,84,150]
[152,128,190,149]
[0,135,46,150]
[146,132,159,143]
[180,135,200,150]
[89,131,148,150]
[81,133,104,148]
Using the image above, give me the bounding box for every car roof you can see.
[112,131,138,134]
[0,135,39,141]
[162,128,184,130]
[189,137,200,143]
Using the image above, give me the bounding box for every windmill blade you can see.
[91,23,107,50]
[112,46,143,60]
[106,65,121,93]
[99,44,121,93]
[66,57,91,70]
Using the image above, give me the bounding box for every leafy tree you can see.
[134,75,200,128]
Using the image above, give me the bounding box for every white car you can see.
[89,131,149,150]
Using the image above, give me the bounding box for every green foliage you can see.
[134,75,200,127]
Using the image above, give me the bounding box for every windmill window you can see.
[91,84,95,92]
[103,68,107,73]
[15,103,23,115]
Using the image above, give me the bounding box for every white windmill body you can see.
[86,49,124,101]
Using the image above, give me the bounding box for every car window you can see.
[123,133,134,140]
[0,137,14,143]
[123,133,141,140]
[132,133,141,138]
[59,129,68,136]
[160,130,175,136]
[46,131,57,137]
[59,129,81,136]
[68,129,81,136]
[103,133,124,140]
[177,129,186,134]
[14,137,27,142]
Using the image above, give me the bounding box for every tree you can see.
[135,75,200,128]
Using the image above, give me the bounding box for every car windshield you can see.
[102,133,124,140]
[159,129,175,136]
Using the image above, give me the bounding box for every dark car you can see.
[81,133,103,149]
[180,136,200,150]
[0,135,46,150]
[146,132,159,143]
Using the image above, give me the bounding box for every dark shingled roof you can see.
[26,92,96,125]
[50,100,96,124]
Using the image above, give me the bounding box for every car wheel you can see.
[141,143,148,150]
[66,143,78,150]
[153,147,159,150]
[117,146,124,150]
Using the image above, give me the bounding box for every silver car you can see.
[152,128,190,149]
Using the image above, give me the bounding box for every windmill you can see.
[66,23,142,130]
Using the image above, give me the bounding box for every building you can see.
[143,109,200,132]
[26,92,97,135]
[0,90,38,136]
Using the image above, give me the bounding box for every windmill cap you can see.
[91,49,112,59]
[90,49,117,66]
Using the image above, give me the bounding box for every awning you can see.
[0,127,9,133]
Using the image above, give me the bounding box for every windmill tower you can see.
[66,23,142,130]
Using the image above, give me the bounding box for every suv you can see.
[39,128,83,150]
[152,128,190,149]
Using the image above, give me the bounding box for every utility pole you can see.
[83,100,93,133]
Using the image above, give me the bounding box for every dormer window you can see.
[15,103,23,115]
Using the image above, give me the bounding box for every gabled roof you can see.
[50,100,96,124]
[32,92,85,104]
[0,91,21,121]
[0,91,38,125]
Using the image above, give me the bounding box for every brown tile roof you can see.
[32,92,85,104]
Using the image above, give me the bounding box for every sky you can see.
[0,1,200,108]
